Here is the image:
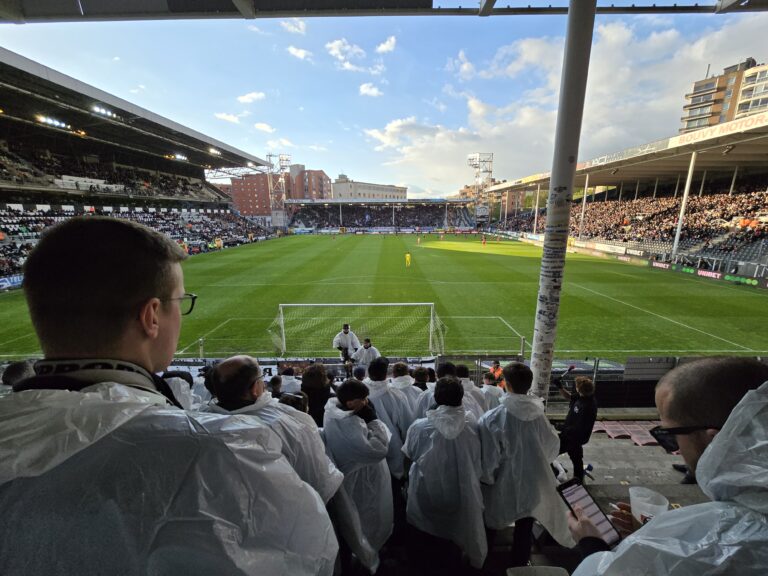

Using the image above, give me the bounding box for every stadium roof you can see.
[0,0,764,23]
[0,47,266,170]
[488,112,768,193]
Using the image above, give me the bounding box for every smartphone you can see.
[557,479,621,546]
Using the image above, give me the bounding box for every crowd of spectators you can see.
[0,207,268,277]
[0,142,223,202]
[501,187,766,257]
[288,203,474,229]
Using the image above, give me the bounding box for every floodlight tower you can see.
[467,152,493,224]
[267,152,291,228]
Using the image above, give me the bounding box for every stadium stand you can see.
[287,202,474,229]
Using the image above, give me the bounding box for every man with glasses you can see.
[569,357,768,575]
[0,217,338,576]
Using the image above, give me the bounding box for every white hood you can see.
[0,383,168,485]
[460,378,475,391]
[696,380,768,514]
[206,392,273,415]
[502,393,545,421]
[427,405,468,439]
[390,375,414,389]
[364,378,390,399]
[323,397,354,421]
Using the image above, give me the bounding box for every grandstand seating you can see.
[502,187,767,263]
[0,208,268,276]
[288,203,474,229]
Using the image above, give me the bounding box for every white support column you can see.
[533,184,541,233]
[653,177,659,199]
[634,180,640,201]
[445,201,448,227]
[729,166,738,196]
[578,173,590,240]
[392,205,395,226]
[674,173,681,198]
[618,181,624,202]
[531,0,597,401]
[339,204,343,226]
[672,152,698,259]
[698,169,707,197]
[504,192,509,220]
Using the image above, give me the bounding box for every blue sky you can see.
[1,10,766,197]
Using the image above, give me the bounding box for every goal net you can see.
[267,303,447,357]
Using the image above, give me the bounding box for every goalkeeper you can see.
[332,323,361,363]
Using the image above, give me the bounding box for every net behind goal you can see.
[267,303,446,357]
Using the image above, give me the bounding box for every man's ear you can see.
[138,298,162,339]
[705,428,719,441]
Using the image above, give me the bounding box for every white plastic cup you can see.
[629,487,669,528]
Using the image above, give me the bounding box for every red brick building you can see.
[292,169,332,201]
[230,173,293,216]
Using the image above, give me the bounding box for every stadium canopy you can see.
[0,0,765,23]
[0,47,266,172]
[488,112,768,194]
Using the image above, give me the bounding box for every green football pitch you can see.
[1,234,766,362]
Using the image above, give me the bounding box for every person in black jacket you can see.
[556,373,598,482]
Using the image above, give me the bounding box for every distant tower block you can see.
[267,153,291,227]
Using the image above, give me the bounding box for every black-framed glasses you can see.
[649,425,719,453]
[165,293,197,315]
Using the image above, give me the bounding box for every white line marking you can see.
[0,332,37,348]
[570,282,753,351]
[178,318,233,354]
[496,316,524,338]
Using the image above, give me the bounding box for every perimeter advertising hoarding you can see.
[0,274,23,290]
[668,111,768,147]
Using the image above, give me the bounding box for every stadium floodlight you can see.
[209,147,221,156]
[174,153,188,161]
[267,302,447,357]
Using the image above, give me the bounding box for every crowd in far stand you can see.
[288,203,473,229]
[501,187,766,249]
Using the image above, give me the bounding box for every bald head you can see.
[211,355,264,405]
[657,357,768,428]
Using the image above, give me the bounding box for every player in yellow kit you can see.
[405,251,411,268]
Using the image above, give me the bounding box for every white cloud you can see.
[376,36,397,54]
[360,83,383,97]
[129,84,146,94]
[363,15,768,197]
[237,91,266,103]
[308,144,328,151]
[267,137,295,149]
[424,97,448,113]
[214,112,241,124]
[287,46,312,60]
[445,50,476,82]
[326,38,366,62]
[280,18,306,35]
[247,25,270,35]
[112,56,120,61]
[254,122,276,133]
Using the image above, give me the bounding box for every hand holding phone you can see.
[558,479,621,546]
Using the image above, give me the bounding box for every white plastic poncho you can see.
[323,398,394,552]
[460,377,489,413]
[0,382,338,576]
[281,374,302,394]
[402,405,488,569]
[478,393,575,547]
[332,330,361,354]
[166,376,203,411]
[351,345,381,366]
[206,392,344,503]
[414,385,484,422]
[389,374,422,415]
[364,378,413,478]
[573,380,768,576]
[482,384,504,410]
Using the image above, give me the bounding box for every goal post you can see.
[267,302,446,357]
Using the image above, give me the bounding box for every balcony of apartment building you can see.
[684,79,720,100]
[683,91,720,110]
[735,95,768,119]
[741,68,768,87]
